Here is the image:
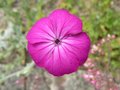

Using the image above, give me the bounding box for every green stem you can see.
[0,61,34,84]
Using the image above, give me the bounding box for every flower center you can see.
[55,39,60,44]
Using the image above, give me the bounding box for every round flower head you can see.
[26,9,91,76]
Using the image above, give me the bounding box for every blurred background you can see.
[0,0,120,90]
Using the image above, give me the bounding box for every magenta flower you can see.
[26,9,91,76]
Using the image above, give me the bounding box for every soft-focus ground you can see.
[0,0,120,90]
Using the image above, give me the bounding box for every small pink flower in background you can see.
[83,58,119,90]
[26,9,91,76]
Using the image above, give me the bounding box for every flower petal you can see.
[26,18,55,44]
[49,9,82,39]
[44,45,80,76]
[27,42,55,67]
[62,32,91,65]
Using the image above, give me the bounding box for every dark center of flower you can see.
[55,39,60,44]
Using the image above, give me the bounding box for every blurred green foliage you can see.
[0,0,120,81]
